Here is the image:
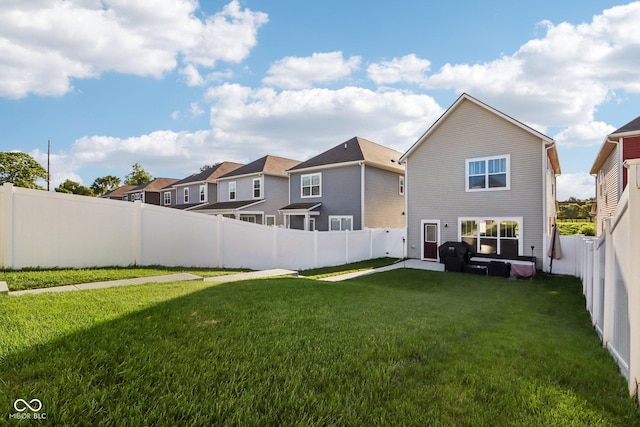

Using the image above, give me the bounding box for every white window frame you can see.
[253,178,262,199]
[163,191,171,206]
[329,215,353,231]
[399,175,405,195]
[240,215,256,223]
[199,185,206,202]
[465,154,510,192]
[301,173,321,198]
[183,188,189,204]
[229,181,236,201]
[458,217,523,256]
[265,215,276,226]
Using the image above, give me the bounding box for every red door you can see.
[423,223,438,260]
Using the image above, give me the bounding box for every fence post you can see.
[132,201,143,266]
[0,183,14,270]
[623,159,640,399]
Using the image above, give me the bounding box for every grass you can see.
[557,221,596,236]
[0,266,248,291]
[1,270,639,425]
[298,257,401,278]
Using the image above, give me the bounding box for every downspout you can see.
[360,162,365,230]
[543,142,556,269]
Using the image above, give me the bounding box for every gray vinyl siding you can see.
[364,167,405,228]
[218,175,289,225]
[406,99,546,267]
[595,148,620,235]
[289,166,362,231]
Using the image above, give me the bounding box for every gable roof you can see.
[126,178,179,193]
[218,155,300,179]
[590,115,640,174]
[400,93,560,174]
[171,162,245,187]
[100,185,136,198]
[288,136,404,173]
[612,115,640,136]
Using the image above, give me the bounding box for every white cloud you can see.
[262,52,361,89]
[424,2,640,130]
[0,0,267,98]
[554,121,617,148]
[180,64,204,87]
[367,54,431,86]
[59,85,443,181]
[556,172,595,201]
[171,111,180,120]
[189,102,205,117]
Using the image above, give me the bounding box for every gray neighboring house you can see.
[399,93,561,268]
[192,155,300,225]
[123,178,179,205]
[281,137,405,231]
[166,161,245,210]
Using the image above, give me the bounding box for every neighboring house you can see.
[399,93,561,269]
[100,185,136,200]
[123,178,179,205]
[590,115,640,235]
[166,162,244,210]
[281,137,405,231]
[191,155,300,225]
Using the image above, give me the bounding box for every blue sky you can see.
[1,0,639,200]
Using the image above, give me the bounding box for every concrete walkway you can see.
[318,259,444,282]
[4,262,439,295]
[7,269,297,296]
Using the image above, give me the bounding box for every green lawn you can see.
[0,266,248,291]
[1,270,639,425]
[299,257,401,278]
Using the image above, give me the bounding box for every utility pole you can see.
[47,139,50,191]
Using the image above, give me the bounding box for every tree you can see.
[0,152,47,189]
[200,162,221,172]
[558,203,581,220]
[124,163,152,186]
[55,179,95,196]
[91,175,121,196]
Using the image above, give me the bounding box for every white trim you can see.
[229,181,236,201]
[420,219,440,261]
[163,191,171,206]
[458,216,524,256]
[265,215,276,226]
[399,175,405,195]
[329,215,353,231]
[183,188,189,204]
[465,154,511,192]
[252,177,262,199]
[199,184,206,203]
[301,172,322,198]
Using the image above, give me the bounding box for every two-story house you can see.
[280,137,405,231]
[123,178,179,205]
[191,155,300,225]
[399,93,561,269]
[590,115,640,235]
[166,161,244,210]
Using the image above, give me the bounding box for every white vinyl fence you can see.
[572,159,640,401]
[0,183,405,271]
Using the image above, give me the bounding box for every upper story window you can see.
[164,192,171,206]
[301,173,321,198]
[199,185,206,202]
[253,178,262,199]
[399,176,405,195]
[229,182,236,201]
[465,155,510,192]
[183,188,189,204]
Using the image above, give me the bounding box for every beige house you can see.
[590,115,640,235]
[399,93,561,269]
